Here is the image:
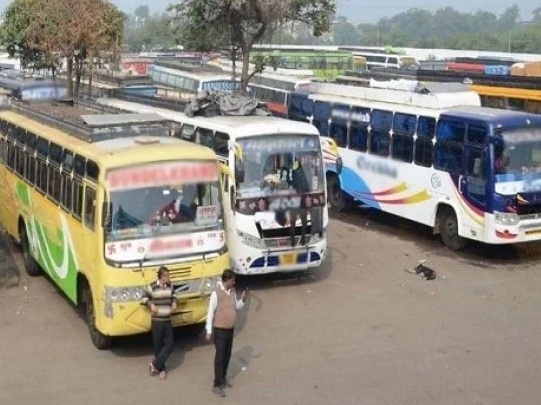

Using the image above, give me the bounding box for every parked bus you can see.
[149,62,240,96]
[248,73,312,117]
[97,93,329,275]
[353,52,419,70]
[289,81,541,250]
[0,96,228,349]
[250,50,353,80]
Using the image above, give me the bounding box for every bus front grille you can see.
[169,267,192,281]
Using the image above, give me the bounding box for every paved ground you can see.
[2,208,541,405]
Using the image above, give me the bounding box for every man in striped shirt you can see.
[142,266,177,379]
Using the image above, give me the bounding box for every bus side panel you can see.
[339,148,437,226]
[15,180,79,303]
[0,166,20,239]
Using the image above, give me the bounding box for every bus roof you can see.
[305,81,481,110]
[0,101,218,170]
[445,106,541,127]
[96,96,320,140]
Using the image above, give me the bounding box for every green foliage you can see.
[125,13,176,52]
[169,0,336,93]
[0,0,49,69]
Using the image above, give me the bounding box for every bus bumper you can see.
[232,239,327,275]
[96,287,214,337]
[482,215,541,244]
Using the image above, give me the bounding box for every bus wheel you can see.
[327,174,351,212]
[20,225,41,277]
[439,208,467,251]
[83,286,113,350]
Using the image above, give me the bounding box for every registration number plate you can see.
[280,253,297,265]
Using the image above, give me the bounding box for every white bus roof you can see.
[307,82,481,110]
[151,64,234,81]
[96,97,319,140]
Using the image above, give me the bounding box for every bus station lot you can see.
[3,209,541,405]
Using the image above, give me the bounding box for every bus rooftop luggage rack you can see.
[4,99,170,143]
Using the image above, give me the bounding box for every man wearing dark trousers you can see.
[206,270,248,397]
[142,266,177,380]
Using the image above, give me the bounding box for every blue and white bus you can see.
[289,81,541,250]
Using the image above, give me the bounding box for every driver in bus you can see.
[152,189,193,226]
[495,146,510,174]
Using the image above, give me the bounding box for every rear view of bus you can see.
[231,120,328,274]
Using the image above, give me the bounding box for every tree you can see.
[170,0,336,94]
[23,0,124,97]
[126,13,177,52]
[333,20,361,45]
[0,0,55,70]
[134,5,150,22]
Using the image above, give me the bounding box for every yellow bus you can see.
[470,85,541,114]
[0,98,229,349]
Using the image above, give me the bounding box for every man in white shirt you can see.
[206,270,248,398]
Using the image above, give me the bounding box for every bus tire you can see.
[439,208,467,251]
[20,224,41,277]
[327,174,351,212]
[83,284,113,350]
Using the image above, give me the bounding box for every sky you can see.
[0,0,537,23]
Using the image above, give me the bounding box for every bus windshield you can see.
[237,134,324,198]
[107,182,223,242]
[496,128,541,177]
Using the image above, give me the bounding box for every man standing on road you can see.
[206,270,248,398]
[142,266,177,380]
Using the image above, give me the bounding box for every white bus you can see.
[353,52,419,70]
[289,81,541,250]
[149,63,241,95]
[97,95,329,274]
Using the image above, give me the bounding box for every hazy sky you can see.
[0,0,537,23]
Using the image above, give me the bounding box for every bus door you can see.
[460,123,489,238]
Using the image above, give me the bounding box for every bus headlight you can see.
[106,286,146,303]
[203,276,220,292]
[237,230,265,249]
[495,213,519,226]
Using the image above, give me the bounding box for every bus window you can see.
[84,186,96,230]
[313,101,331,137]
[36,137,49,158]
[330,104,349,148]
[197,128,214,149]
[288,94,312,122]
[392,113,416,163]
[467,124,487,145]
[26,151,35,184]
[48,166,61,202]
[435,142,463,174]
[61,173,73,212]
[0,138,6,162]
[37,160,47,193]
[73,155,86,177]
[437,119,466,143]
[349,125,368,152]
[370,110,393,157]
[418,116,435,138]
[7,141,15,170]
[86,160,100,181]
[49,142,62,165]
[16,146,25,176]
[180,124,196,142]
[215,132,230,157]
[73,180,84,219]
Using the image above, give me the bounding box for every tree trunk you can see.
[240,50,251,96]
[231,47,237,84]
[74,56,82,98]
[66,57,74,99]
[88,50,95,96]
